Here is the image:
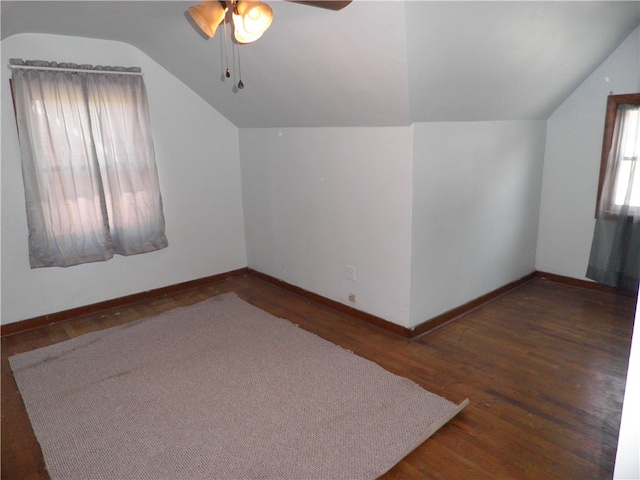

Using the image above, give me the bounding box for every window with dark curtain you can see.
[587,93,640,292]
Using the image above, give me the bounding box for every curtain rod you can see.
[7,64,143,76]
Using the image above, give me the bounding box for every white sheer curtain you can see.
[10,59,168,268]
[587,103,640,293]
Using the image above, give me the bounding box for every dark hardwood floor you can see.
[1,274,636,479]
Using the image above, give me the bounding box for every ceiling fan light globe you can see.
[188,1,226,38]
[236,1,273,35]
[233,12,265,43]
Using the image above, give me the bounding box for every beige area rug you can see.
[10,292,468,480]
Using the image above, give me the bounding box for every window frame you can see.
[595,93,640,218]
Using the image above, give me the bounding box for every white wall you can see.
[3,27,637,330]
[536,27,640,279]
[410,121,546,326]
[1,34,247,324]
[240,127,414,327]
[614,293,640,479]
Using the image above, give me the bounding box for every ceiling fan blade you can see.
[287,1,352,11]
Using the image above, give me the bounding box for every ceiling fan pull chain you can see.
[237,43,244,89]
[223,18,231,78]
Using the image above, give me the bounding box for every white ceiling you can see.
[2,0,639,128]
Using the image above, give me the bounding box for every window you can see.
[595,93,640,218]
[10,60,168,268]
[587,93,640,292]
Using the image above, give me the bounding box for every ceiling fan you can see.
[187,0,351,89]
[188,0,352,44]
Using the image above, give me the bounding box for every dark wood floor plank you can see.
[1,275,636,479]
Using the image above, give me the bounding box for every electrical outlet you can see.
[345,264,357,281]
[348,293,357,302]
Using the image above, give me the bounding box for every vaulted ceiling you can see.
[2,1,639,128]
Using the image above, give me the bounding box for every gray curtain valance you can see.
[9,58,142,74]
